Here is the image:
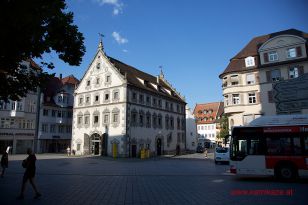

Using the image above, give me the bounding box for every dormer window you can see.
[287,48,296,58]
[245,56,255,67]
[269,51,278,62]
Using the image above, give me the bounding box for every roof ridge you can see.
[108,56,157,81]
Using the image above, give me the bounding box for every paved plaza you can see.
[0,153,307,205]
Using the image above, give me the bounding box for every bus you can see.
[229,115,308,180]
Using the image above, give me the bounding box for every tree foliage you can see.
[0,0,85,101]
[217,114,229,140]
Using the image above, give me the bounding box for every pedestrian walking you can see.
[1,151,8,177]
[66,146,71,156]
[204,148,208,158]
[17,148,41,200]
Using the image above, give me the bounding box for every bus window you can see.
[238,140,248,157]
[250,139,260,155]
[266,137,292,155]
[293,137,301,155]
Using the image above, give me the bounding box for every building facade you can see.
[193,102,224,146]
[220,29,308,127]
[185,106,197,151]
[38,75,79,153]
[0,60,39,154]
[71,41,186,157]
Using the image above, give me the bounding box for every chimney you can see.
[59,73,62,80]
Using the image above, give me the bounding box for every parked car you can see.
[196,146,205,153]
[214,147,230,164]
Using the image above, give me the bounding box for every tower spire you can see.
[159,65,164,78]
[98,33,104,51]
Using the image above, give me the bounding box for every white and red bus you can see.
[229,115,308,180]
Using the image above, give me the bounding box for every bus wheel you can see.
[275,165,297,180]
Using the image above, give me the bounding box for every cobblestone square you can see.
[0,153,307,205]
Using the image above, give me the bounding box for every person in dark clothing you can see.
[1,151,8,177]
[17,148,41,199]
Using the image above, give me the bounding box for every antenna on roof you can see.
[98,32,104,51]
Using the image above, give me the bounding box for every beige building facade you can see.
[220,29,308,127]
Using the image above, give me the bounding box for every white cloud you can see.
[112,32,128,44]
[122,49,128,53]
[96,0,123,15]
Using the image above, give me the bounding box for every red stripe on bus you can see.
[265,156,308,170]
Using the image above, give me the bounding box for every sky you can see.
[43,0,308,109]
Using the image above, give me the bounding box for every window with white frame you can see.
[230,75,239,85]
[77,116,83,125]
[42,124,48,132]
[232,94,240,105]
[269,51,278,61]
[93,115,99,124]
[289,67,299,79]
[87,80,91,86]
[103,113,109,124]
[104,93,110,101]
[96,78,100,85]
[84,115,90,125]
[113,113,119,123]
[248,93,256,104]
[79,97,83,105]
[96,62,100,70]
[113,91,119,100]
[246,73,255,85]
[287,48,296,58]
[94,95,99,102]
[245,56,255,67]
[85,96,90,104]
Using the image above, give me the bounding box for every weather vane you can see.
[98,33,105,50]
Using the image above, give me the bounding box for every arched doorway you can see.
[91,133,101,155]
[156,138,162,156]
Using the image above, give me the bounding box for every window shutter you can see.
[266,71,271,82]
[255,73,260,84]
[256,92,261,103]
[264,53,269,62]
[298,65,304,76]
[268,91,273,103]
[296,46,302,57]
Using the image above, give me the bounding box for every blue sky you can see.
[44,0,308,109]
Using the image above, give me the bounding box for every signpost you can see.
[273,73,308,113]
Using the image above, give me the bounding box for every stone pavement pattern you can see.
[0,153,307,205]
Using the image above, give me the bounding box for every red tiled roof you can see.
[43,75,78,105]
[220,29,308,78]
[62,75,79,85]
[193,102,222,124]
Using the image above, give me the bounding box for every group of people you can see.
[1,147,42,200]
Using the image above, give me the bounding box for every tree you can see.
[0,0,85,101]
[217,114,229,142]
